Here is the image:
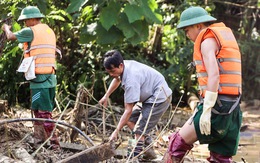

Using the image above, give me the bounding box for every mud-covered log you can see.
[57,142,115,163]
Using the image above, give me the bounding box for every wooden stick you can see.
[102,106,106,139]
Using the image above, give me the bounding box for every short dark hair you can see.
[103,50,124,70]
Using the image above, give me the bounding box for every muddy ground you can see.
[0,99,259,163]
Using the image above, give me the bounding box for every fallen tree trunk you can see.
[57,142,116,163]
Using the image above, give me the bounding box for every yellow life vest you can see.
[193,22,242,97]
[23,24,58,74]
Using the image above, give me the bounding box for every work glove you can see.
[199,91,218,135]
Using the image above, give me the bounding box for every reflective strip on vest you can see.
[197,71,241,77]
[25,44,56,53]
[218,58,241,63]
[194,58,241,66]
[25,44,62,57]
[194,60,202,65]
[37,54,56,58]
[200,83,241,90]
[35,63,56,68]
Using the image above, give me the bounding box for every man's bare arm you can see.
[2,24,17,40]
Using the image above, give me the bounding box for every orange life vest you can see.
[193,23,242,97]
[23,24,57,74]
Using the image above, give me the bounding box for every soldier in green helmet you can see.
[164,6,242,163]
[2,6,60,149]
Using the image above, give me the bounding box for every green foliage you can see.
[239,39,260,100]
[0,0,259,108]
[96,24,123,44]
[0,43,28,106]
[78,0,162,45]
[99,1,120,31]
[124,4,144,23]
[66,0,89,13]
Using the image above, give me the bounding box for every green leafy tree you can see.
[0,0,259,108]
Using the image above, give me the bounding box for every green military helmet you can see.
[18,6,45,21]
[177,6,216,29]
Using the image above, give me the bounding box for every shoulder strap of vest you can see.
[207,29,222,51]
[211,93,241,115]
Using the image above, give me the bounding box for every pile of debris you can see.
[0,94,181,163]
[5,91,259,162]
